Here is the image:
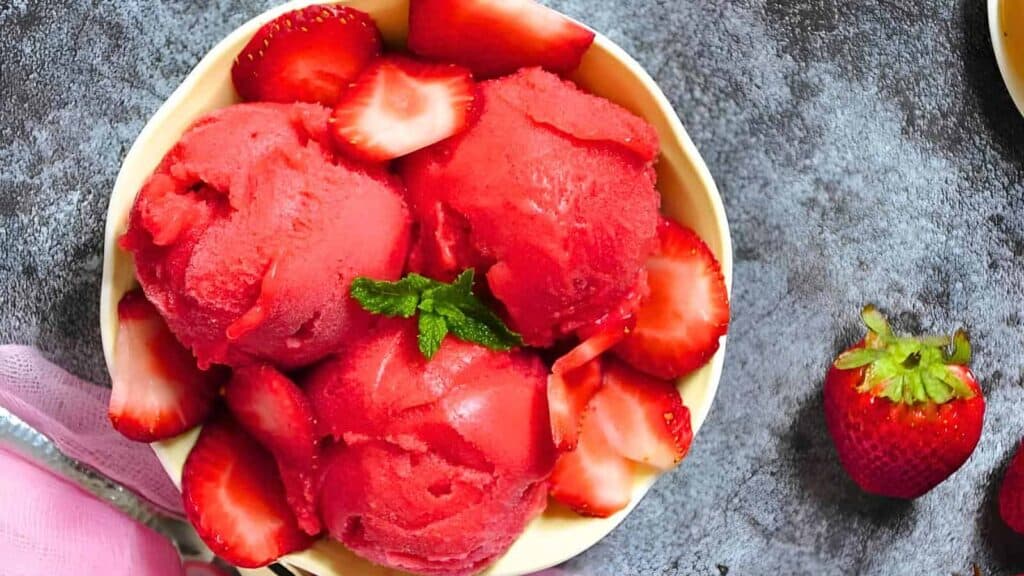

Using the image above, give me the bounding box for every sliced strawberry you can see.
[550,400,634,518]
[232,5,382,105]
[408,0,595,78]
[553,286,644,376]
[329,57,476,162]
[182,415,312,568]
[109,290,224,442]
[225,365,321,535]
[225,365,317,463]
[613,218,730,380]
[591,360,692,470]
[548,357,602,452]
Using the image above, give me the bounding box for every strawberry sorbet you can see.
[401,67,661,347]
[307,320,555,576]
[121,103,410,369]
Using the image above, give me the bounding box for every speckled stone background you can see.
[2,0,1024,574]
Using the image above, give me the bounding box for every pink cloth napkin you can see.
[0,448,185,576]
[0,345,185,576]
[0,346,182,514]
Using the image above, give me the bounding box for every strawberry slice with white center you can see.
[548,356,602,452]
[546,288,644,452]
[231,5,382,106]
[182,415,312,568]
[550,398,635,518]
[109,290,224,442]
[329,57,477,163]
[408,0,595,78]
[225,364,321,536]
[591,360,693,470]
[613,218,730,380]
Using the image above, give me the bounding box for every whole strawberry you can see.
[824,305,984,499]
[999,440,1024,534]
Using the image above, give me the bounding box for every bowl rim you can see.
[989,0,1024,118]
[99,1,733,574]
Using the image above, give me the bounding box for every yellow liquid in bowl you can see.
[1002,0,1024,80]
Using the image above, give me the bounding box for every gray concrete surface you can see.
[2,1,1024,574]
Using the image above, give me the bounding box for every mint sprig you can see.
[350,269,523,359]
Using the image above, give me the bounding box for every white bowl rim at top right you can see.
[990,0,1024,118]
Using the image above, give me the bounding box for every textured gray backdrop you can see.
[2,1,1024,574]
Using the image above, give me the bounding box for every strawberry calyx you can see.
[834,305,973,404]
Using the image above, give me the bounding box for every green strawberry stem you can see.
[834,305,974,404]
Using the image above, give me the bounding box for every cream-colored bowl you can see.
[990,0,1024,117]
[100,1,733,574]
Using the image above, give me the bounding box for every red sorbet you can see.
[307,320,555,576]
[121,103,410,369]
[400,67,661,347]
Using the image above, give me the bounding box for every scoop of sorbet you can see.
[400,67,661,347]
[307,320,555,576]
[121,103,411,369]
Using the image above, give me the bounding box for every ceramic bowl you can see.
[100,1,733,574]
[990,0,1024,117]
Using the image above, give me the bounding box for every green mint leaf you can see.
[351,268,521,360]
[350,274,440,318]
[418,312,448,359]
[419,270,474,310]
[433,295,523,352]
[452,269,475,296]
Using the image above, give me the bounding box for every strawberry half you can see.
[548,357,603,452]
[824,306,985,499]
[590,360,692,470]
[182,415,312,568]
[225,365,321,536]
[329,57,476,163]
[109,290,224,442]
[550,399,634,518]
[408,0,595,78]
[613,218,730,380]
[1000,440,1024,535]
[231,5,382,105]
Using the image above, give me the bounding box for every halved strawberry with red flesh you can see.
[548,357,602,452]
[182,415,312,568]
[590,360,693,470]
[613,218,730,380]
[550,400,634,518]
[231,5,382,105]
[225,365,317,463]
[109,290,224,442]
[329,57,476,162]
[408,0,595,78]
[225,365,321,535]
